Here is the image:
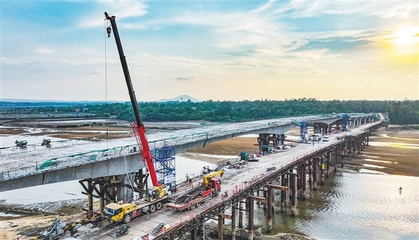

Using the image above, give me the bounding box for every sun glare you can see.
[392,26,418,46]
[380,25,419,63]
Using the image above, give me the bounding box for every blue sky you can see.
[1,0,418,102]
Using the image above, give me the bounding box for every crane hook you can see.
[107,26,112,38]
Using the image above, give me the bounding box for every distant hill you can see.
[157,95,201,103]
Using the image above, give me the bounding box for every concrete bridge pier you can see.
[116,175,134,202]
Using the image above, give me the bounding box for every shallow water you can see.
[258,173,419,240]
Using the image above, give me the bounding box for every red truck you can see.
[166,171,223,211]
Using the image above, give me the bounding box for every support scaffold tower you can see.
[153,146,176,192]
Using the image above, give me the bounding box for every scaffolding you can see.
[153,146,176,192]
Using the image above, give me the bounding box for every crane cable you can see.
[104,18,109,149]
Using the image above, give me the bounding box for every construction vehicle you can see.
[240,151,259,162]
[166,170,223,211]
[40,219,65,240]
[40,216,102,239]
[103,12,169,224]
[15,140,27,148]
[102,184,169,223]
[42,138,52,147]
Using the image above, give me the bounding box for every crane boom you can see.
[105,12,159,187]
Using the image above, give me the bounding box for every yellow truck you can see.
[102,185,169,223]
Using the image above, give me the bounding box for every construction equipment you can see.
[15,140,27,148]
[166,170,223,211]
[102,12,173,225]
[40,219,65,240]
[116,224,130,237]
[103,202,142,224]
[203,169,224,187]
[240,151,259,162]
[40,215,102,239]
[105,12,166,196]
[42,138,52,147]
[102,189,171,224]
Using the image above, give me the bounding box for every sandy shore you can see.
[0,124,417,239]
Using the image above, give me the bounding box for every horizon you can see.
[1,1,418,102]
[1,95,417,104]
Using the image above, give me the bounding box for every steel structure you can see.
[153,146,176,191]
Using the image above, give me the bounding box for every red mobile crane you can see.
[104,12,159,187]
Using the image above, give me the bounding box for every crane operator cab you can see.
[147,184,168,202]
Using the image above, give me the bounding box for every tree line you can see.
[3,99,418,124]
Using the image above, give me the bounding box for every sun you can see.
[392,25,418,47]
[379,25,419,63]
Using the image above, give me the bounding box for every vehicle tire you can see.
[190,204,196,210]
[149,204,156,213]
[123,214,132,223]
[196,201,201,207]
[213,190,219,197]
[156,202,163,210]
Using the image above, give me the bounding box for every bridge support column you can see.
[247,197,255,240]
[191,228,197,240]
[308,159,313,186]
[116,175,127,202]
[341,149,345,167]
[266,186,273,233]
[352,140,356,154]
[302,162,306,200]
[326,151,331,178]
[281,174,287,212]
[218,214,224,240]
[79,179,94,217]
[334,148,338,172]
[239,201,244,228]
[289,173,297,217]
[232,203,237,240]
[313,158,318,190]
[320,156,325,186]
[297,165,303,200]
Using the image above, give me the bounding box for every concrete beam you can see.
[0,154,144,192]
